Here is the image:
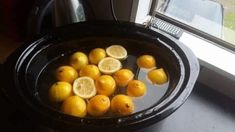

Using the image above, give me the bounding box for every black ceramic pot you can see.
[1,21,199,132]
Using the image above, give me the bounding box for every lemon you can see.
[73,76,96,99]
[79,65,101,80]
[96,75,116,96]
[137,55,156,69]
[98,57,122,74]
[69,52,88,71]
[106,45,127,60]
[87,95,110,116]
[49,81,72,102]
[89,48,106,64]
[127,80,146,97]
[113,69,134,87]
[111,94,134,116]
[56,66,78,83]
[61,96,87,117]
[148,68,168,84]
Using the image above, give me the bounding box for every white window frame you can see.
[130,0,235,100]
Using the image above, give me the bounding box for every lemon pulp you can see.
[106,45,127,60]
[98,57,122,74]
[73,77,96,99]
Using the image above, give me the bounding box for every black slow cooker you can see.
[1,21,199,132]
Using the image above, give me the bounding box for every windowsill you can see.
[179,32,235,100]
[179,32,235,79]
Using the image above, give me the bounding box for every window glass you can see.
[154,0,235,45]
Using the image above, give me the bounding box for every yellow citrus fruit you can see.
[87,95,110,116]
[49,81,72,102]
[127,80,146,97]
[98,57,122,74]
[61,96,87,117]
[79,65,101,80]
[73,76,96,99]
[106,45,127,60]
[137,55,156,69]
[148,68,168,84]
[89,48,106,64]
[69,52,88,71]
[111,94,134,116]
[96,75,116,96]
[56,66,78,83]
[113,69,134,87]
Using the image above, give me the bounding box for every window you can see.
[151,0,235,50]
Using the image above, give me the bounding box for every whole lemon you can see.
[56,66,78,83]
[111,94,134,116]
[79,65,101,80]
[87,95,110,116]
[148,68,168,84]
[61,96,87,117]
[96,75,116,96]
[137,55,156,69]
[89,48,106,64]
[113,69,134,87]
[127,80,146,97]
[49,81,72,102]
[69,52,88,71]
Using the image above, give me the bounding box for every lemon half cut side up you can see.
[106,45,127,60]
[98,57,122,74]
[73,76,97,99]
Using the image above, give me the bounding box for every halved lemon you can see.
[55,65,78,83]
[111,94,134,116]
[127,80,146,97]
[147,68,168,84]
[49,81,72,102]
[98,57,122,74]
[96,75,116,96]
[137,55,156,69]
[69,52,88,71]
[61,96,87,117]
[106,45,127,60]
[73,77,96,99]
[113,69,134,87]
[89,48,106,64]
[87,95,110,116]
[79,65,101,80]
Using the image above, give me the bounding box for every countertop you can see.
[159,83,235,132]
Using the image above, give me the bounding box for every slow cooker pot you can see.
[1,21,199,132]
